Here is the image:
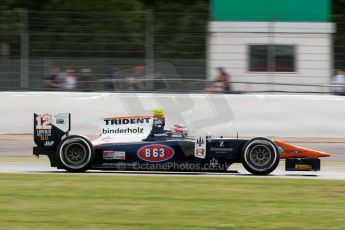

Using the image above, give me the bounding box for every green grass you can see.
[0,174,345,230]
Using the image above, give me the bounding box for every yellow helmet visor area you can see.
[152,108,165,117]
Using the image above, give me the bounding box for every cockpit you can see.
[144,109,189,141]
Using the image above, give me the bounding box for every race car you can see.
[33,109,331,175]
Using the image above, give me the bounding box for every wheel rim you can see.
[59,136,93,170]
[243,140,278,172]
[249,145,272,167]
[65,143,87,165]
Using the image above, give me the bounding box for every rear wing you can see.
[34,113,71,149]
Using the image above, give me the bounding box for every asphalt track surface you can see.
[1,139,345,180]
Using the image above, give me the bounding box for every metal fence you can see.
[0,9,209,92]
[0,58,206,91]
[0,9,344,93]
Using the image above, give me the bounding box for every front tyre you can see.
[57,135,95,172]
[241,137,280,175]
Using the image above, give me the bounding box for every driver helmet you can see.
[152,108,165,118]
[171,124,188,135]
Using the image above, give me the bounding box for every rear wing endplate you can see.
[34,113,71,148]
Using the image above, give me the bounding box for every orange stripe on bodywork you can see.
[104,115,154,119]
[104,115,165,119]
[274,140,331,159]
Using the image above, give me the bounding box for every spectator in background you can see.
[126,65,145,90]
[64,67,78,90]
[78,68,93,91]
[331,69,345,95]
[45,67,61,89]
[104,67,121,90]
[0,41,10,64]
[207,67,232,93]
[56,67,67,86]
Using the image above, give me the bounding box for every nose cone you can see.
[274,140,331,159]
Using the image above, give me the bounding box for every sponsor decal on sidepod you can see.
[137,144,174,162]
[103,150,126,160]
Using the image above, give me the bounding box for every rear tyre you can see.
[241,137,280,175]
[57,135,95,172]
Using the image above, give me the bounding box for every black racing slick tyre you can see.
[56,135,95,172]
[241,137,280,175]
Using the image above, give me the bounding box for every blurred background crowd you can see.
[44,66,146,91]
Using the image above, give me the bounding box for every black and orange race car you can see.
[33,109,331,175]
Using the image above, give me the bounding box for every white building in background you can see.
[208,0,335,93]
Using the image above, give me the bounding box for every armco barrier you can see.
[1,92,345,137]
